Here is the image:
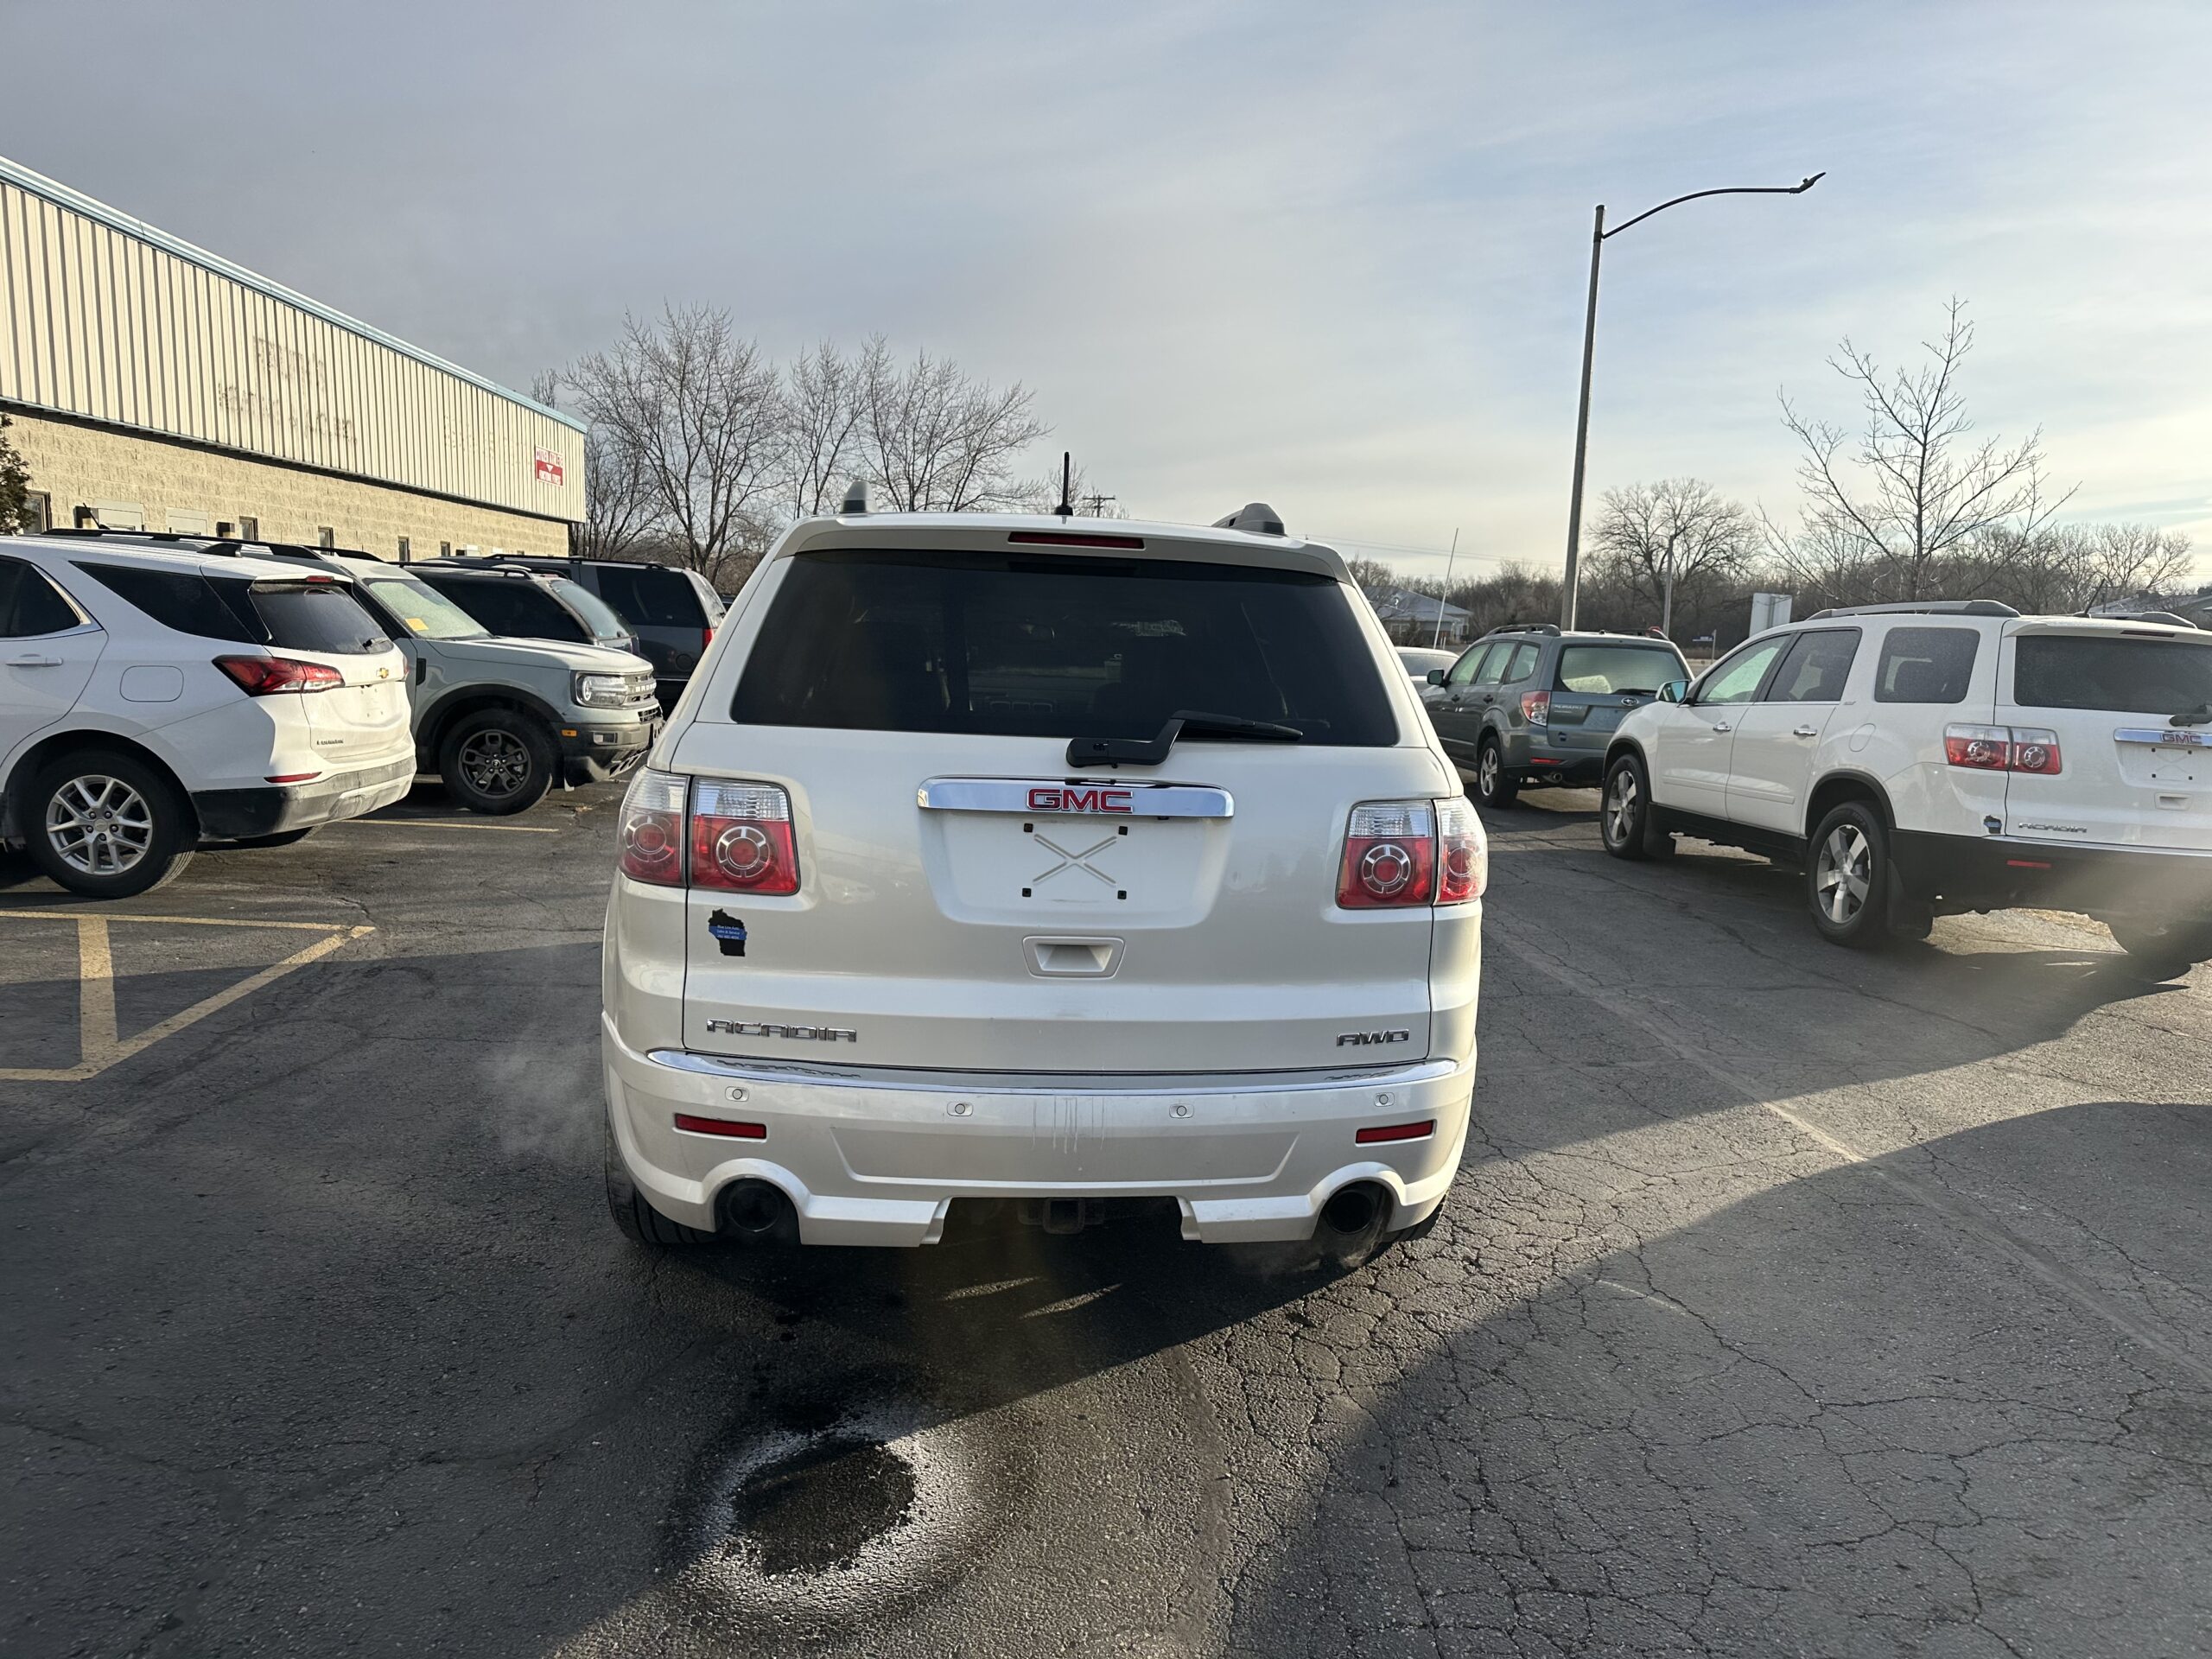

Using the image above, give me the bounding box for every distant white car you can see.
[1395,645,1459,689]
[0,533,414,896]
[601,504,1484,1264]
[1602,601,2212,974]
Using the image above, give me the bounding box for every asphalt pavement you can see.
[3,782,2208,1657]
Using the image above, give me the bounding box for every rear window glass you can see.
[75,562,254,642]
[1555,645,1683,695]
[594,563,706,629]
[1875,627,1979,702]
[2014,633,2212,715]
[247,585,390,654]
[728,549,1400,746]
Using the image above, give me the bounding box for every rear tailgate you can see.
[246,582,411,765]
[668,535,1455,1074]
[1999,621,2212,851]
[1542,641,1687,755]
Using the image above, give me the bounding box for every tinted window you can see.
[549,577,631,644]
[75,562,256,642]
[246,584,390,654]
[1557,645,1685,695]
[417,574,584,642]
[1764,629,1860,702]
[2014,634,2212,715]
[730,549,1399,745]
[1699,638,1786,704]
[1875,626,1979,703]
[594,563,705,629]
[0,558,84,637]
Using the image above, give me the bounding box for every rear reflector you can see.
[674,1114,767,1139]
[2005,858,2053,869]
[1356,1120,1435,1145]
[264,772,321,784]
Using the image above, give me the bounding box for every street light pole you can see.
[1557,172,1824,630]
[1430,527,1461,649]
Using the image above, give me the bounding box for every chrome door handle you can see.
[5,655,60,667]
[1792,724,1820,738]
[1710,721,1732,733]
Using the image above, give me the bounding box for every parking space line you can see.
[335,817,562,833]
[0,909,347,931]
[0,915,375,1084]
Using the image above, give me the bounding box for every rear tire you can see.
[1473,736,1518,810]
[604,1122,716,1247]
[439,709,556,816]
[22,750,194,899]
[1806,799,1896,949]
[2107,918,2212,981]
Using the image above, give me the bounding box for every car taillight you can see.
[617,769,689,887]
[1944,723,2063,774]
[1436,797,1486,904]
[213,654,344,695]
[691,779,800,893]
[1520,690,1550,725]
[1338,801,1436,908]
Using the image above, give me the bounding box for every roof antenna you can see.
[1054,452,1074,519]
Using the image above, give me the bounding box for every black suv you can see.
[1421,624,1689,808]
[438,556,723,709]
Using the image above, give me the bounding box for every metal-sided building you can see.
[0,154,582,557]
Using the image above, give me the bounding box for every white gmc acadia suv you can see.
[600,504,1485,1263]
[1601,600,2212,974]
[1,532,414,898]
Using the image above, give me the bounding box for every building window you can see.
[439,541,451,557]
[239,517,259,541]
[397,536,410,563]
[216,521,234,538]
[22,492,50,534]
[317,526,335,550]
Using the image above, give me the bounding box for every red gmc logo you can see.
[1027,786,1134,813]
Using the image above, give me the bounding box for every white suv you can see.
[1601,600,2212,973]
[600,505,1484,1262]
[0,533,414,897]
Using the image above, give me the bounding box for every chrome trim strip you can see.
[2115,728,2211,747]
[645,1048,1465,1095]
[916,777,1234,818]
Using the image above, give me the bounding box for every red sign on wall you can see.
[535,447,564,486]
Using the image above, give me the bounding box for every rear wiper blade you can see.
[1068,709,1303,768]
[2170,705,2212,728]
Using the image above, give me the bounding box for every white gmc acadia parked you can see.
[599,503,1485,1265]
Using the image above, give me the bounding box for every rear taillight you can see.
[1520,690,1550,725]
[1945,723,2063,775]
[692,780,800,893]
[618,771,802,893]
[617,770,689,887]
[1337,798,1487,909]
[213,654,344,695]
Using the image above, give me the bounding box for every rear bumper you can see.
[193,754,416,839]
[560,714,660,785]
[601,1012,1474,1247]
[1894,829,2212,918]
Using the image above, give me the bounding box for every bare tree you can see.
[533,371,657,560]
[1592,479,1756,636]
[1770,300,2069,602]
[567,306,785,576]
[1966,522,2194,615]
[782,339,872,519]
[859,345,1049,512]
[1344,556,1396,594]
[1013,455,1127,518]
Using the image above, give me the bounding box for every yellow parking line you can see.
[0,919,374,1084]
[0,910,347,931]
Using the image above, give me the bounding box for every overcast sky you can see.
[5,0,2208,578]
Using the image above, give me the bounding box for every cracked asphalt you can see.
[3,784,2209,1657]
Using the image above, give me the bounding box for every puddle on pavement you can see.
[727,1434,918,1574]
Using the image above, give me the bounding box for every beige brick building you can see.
[0,154,582,558]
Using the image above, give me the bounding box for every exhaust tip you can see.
[718,1178,798,1243]
[1319,1181,1387,1238]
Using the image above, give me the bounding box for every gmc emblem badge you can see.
[1027,785,1134,814]
[1336,1029,1411,1047]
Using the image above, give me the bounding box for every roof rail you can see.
[1805,600,2020,620]
[1484,621,1562,637]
